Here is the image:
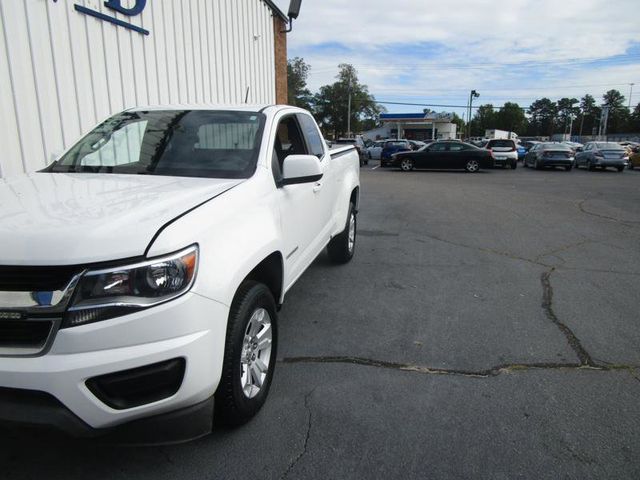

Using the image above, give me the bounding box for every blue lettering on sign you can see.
[72,1,150,35]
[104,0,147,17]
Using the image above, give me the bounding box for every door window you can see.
[429,143,447,152]
[297,114,325,158]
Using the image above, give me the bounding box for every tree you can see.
[287,57,313,110]
[313,64,383,138]
[556,98,580,134]
[528,98,557,137]
[578,94,600,136]
[469,104,496,136]
[629,103,640,132]
[494,102,527,135]
[450,113,465,137]
[602,89,630,134]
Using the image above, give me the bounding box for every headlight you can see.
[63,245,198,327]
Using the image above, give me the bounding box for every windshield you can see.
[46,110,266,179]
[594,142,624,150]
[541,143,571,150]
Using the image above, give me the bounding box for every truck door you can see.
[272,114,332,283]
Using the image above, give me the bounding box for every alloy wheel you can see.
[240,308,273,399]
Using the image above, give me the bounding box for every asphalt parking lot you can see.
[3,164,640,480]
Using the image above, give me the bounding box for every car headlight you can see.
[63,245,198,328]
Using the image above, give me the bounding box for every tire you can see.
[511,161,517,170]
[588,162,596,171]
[327,202,357,264]
[523,160,528,168]
[364,159,369,165]
[617,166,624,172]
[465,159,480,173]
[565,165,572,171]
[400,158,414,171]
[215,281,278,426]
[535,160,542,170]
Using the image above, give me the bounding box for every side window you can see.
[272,116,309,184]
[430,143,447,152]
[448,143,466,152]
[585,143,592,151]
[297,114,325,158]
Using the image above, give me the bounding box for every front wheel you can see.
[215,282,278,426]
[400,158,414,171]
[465,159,480,173]
[327,202,356,264]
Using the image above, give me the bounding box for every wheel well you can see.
[350,187,359,212]
[245,252,284,305]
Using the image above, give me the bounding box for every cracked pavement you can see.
[2,165,640,479]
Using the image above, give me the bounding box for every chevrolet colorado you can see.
[0,105,360,442]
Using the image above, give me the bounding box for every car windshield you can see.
[488,140,514,147]
[336,139,356,144]
[541,143,571,150]
[595,142,624,150]
[46,110,266,179]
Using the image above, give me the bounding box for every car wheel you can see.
[215,281,278,426]
[465,159,480,173]
[535,160,542,170]
[617,166,624,172]
[511,161,517,170]
[400,158,414,171]
[565,165,572,171]
[327,202,356,264]
[588,162,596,171]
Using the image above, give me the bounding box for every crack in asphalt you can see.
[578,199,640,227]
[541,268,595,366]
[280,356,634,378]
[280,389,314,480]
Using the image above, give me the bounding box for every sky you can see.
[272,0,640,118]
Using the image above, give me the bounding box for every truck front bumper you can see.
[0,293,229,440]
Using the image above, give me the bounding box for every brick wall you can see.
[273,17,288,105]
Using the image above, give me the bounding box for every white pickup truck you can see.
[0,105,360,442]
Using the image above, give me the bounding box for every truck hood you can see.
[0,173,243,265]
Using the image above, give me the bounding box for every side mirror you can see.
[281,155,323,186]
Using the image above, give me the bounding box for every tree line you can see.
[288,57,640,138]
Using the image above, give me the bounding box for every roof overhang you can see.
[262,0,289,23]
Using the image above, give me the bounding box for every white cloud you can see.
[277,0,640,113]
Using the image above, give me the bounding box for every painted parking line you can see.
[372,165,379,170]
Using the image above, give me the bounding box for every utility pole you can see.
[629,83,635,110]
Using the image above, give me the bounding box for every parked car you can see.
[574,142,628,172]
[485,139,518,169]
[628,147,640,169]
[524,142,574,170]
[408,140,427,150]
[0,105,360,442]
[517,144,527,161]
[380,140,412,167]
[390,141,492,173]
[336,137,368,166]
[366,140,386,160]
[521,140,541,152]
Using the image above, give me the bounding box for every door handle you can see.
[313,182,323,193]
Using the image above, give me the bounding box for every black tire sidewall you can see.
[327,202,356,263]
[215,281,278,425]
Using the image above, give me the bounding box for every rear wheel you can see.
[465,159,480,173]
[215,282,278,426]
[400,158,414,171]
[327,202,356,264]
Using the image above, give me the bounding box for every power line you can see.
[375,100,527,110]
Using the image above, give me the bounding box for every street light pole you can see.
[467,90,479,140]
[629,83,635,110]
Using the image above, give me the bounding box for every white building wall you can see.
[0,0,277,178]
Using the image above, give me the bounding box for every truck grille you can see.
[0,319,54,353]
[0,265,82,292]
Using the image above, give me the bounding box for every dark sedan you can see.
[523,143,574,170]
[390,141,493,173]
[575,142,628,172]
